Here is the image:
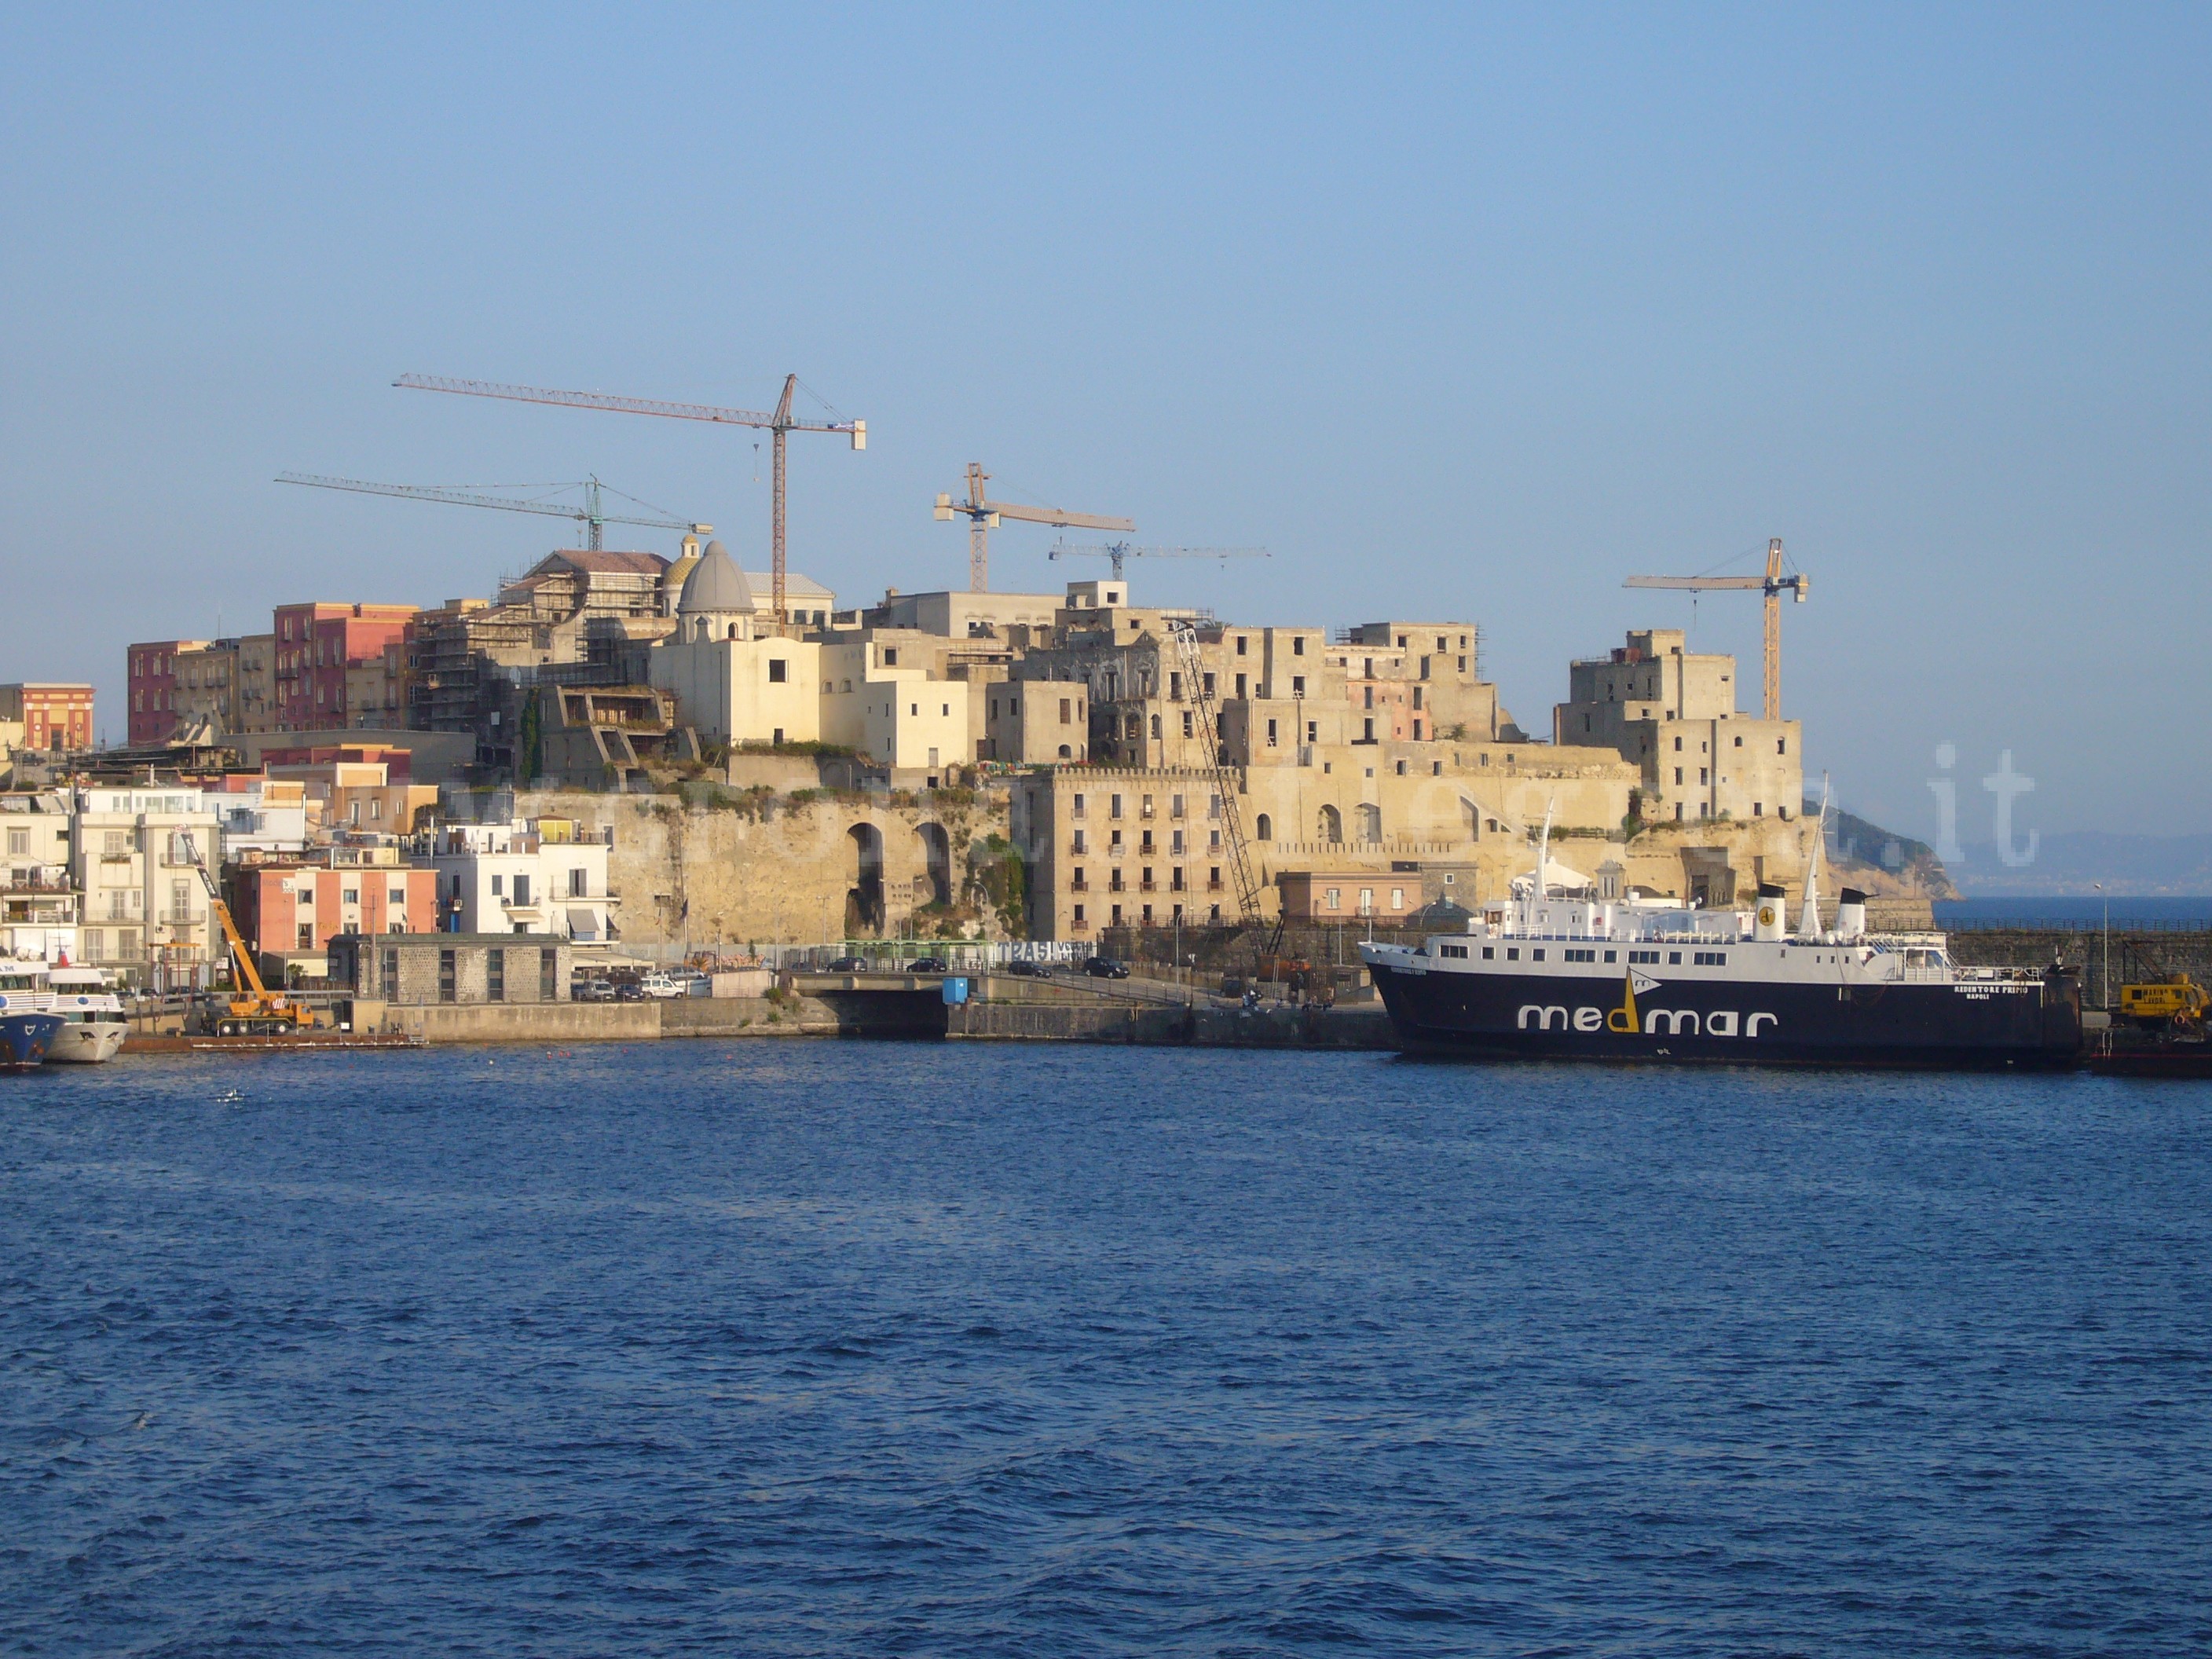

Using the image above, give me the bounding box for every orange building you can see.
[0,683,96,751]
[271,602,419,731]
[228,857,439,966]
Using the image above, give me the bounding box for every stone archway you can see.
[916,822,952,907]
[1356,803,1382,843]
[1316,804,1342,843]
[846,823,884,933]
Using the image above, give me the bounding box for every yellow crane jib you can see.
[933,463,1133,594]
[1624,538,1808,720]
[176,832,314,1035]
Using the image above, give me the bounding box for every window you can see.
[1255,814,1273,840]
[1694,951,1728,966]
[297,922,314,949]
[1073,830,1087,853]
[1291,675,1306,696]
[1110,794,1123,819]
[1364,718,1375,742]
[1778,738,1788,754]
[1734,734,1743,748]
[1674,735,1683,751]
[1699,768,1708,785]
[1394,760,1405,775]
[1675,767,1683,785]
[5,829,24,855]
[1364,685,1375,709]
[1236,636,1248,655]
[1532,948,1544,961]
[492,873,504,896]
[438,948,456,1003]
[1293,637,1306,656]
[767,658,788,683]
[882,649,897,666]
[1506,947,1518,961]
[1604,950,1617,963]
[1668,951,1682,965]
[381,947,398,996]
[1266,719,1278,747]
[1482,946,1494,960]
[1235,673,1247,698]
[342,887,360,905]
[513,874,530,906]
[1325,887,1341,910]
[1629,950,1661,965]
[1073,903,1086,924]
[1390,888,1404,910]
[487,948,506,1002]
[1060,698,1071,723]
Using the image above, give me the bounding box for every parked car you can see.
[571,978,615,1002]
[1083,956,1130,980]
[671,969,713,998]
[910,957,949,974]
[1003,960,1051,979]
[613,981,646,1002]
[823,955,870,972]
[637,972,686,999]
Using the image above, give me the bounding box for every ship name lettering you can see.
[1646,1009,1700,1035]
[1705,1010,1738,1037]
[1573,1006,1602,1031]
[1517,1005,1569,1030]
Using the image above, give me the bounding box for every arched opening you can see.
[1057,743,1071,760]
[1255,813,1273,841]
[1356,803,1382,843]
[1150,713,1162,739]
[1317,804,1342,843]
[846,823,884,933]
[916,822,952,907]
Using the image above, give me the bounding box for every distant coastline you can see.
[1936,895,2212,928]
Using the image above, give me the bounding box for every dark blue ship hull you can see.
[1370,962,2082,1070]
[0,1013,65,1071]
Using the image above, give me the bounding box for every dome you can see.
[677,539,753,615]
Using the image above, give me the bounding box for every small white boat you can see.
[0,963,129,1064]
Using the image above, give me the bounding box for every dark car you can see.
[1003,960,1050,979]
[613,980,646,1002]
[823,955,870,972]
[910,957,949,974]
[1083,956,1130,980]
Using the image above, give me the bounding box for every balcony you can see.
[1068,877,1088,893]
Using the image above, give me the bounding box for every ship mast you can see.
[1800,776,1832,939]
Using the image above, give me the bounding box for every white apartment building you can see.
[818,639,972,779]
[69,786,224,986]
[428,817,618,942]
[1,792,79,965]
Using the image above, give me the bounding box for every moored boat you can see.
[0,961,129,1064]
[1361,808,2081,1071]
[0,1010,65,1071]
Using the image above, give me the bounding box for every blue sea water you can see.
[3,1043,2209,1656]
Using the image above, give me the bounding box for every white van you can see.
[637,972,686,1000]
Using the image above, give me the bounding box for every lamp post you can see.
[2095,881,2109,1009]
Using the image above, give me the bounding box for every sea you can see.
[1936,896,2212,928]
[4,1042,2208,1656]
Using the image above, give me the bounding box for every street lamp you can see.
[2094,881,2109,1009]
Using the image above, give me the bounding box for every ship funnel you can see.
[1834,887,1868,942]
[1752,882,1788,943]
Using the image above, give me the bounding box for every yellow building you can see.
[646,540,822,749]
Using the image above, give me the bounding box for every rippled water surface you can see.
[3,1043,2208,1654]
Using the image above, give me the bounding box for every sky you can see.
[2,4,2207,851]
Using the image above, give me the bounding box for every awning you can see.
[566,907,600,940]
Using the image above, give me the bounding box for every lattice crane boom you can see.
[1049,541,1269,581]
[276,472,708,551]
[1624,538,1808,719]
[1169,621,1265,930]
[396,372,863,623]
[932,463,1133,593]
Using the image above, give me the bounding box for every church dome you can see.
[677,539,753,615]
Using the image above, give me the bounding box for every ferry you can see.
[0,1008,64,1070]
[0,961,130,1065]
[1361,811,2080,1070]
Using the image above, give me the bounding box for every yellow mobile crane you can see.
[178,833,313,1035]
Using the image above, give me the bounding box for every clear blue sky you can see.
[4,5,2206,844]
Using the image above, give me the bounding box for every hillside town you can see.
[0,530,1861,991]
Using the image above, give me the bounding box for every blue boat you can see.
[0,1011,66,1071]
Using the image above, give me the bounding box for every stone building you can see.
[648,542,822,749]
[327,932,573,1005]
[1552,628,1802,823]
[68,785,224,986]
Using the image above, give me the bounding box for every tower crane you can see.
[932,463,1133,593]
[1624,538,1809,720]
[276,472,709,551]
[1049,540,1269,581]
[396,372,863,624]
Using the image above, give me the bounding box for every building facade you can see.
[68,786,224,985]
[0,684,95,754]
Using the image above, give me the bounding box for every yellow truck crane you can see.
[178,832,313,1036]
